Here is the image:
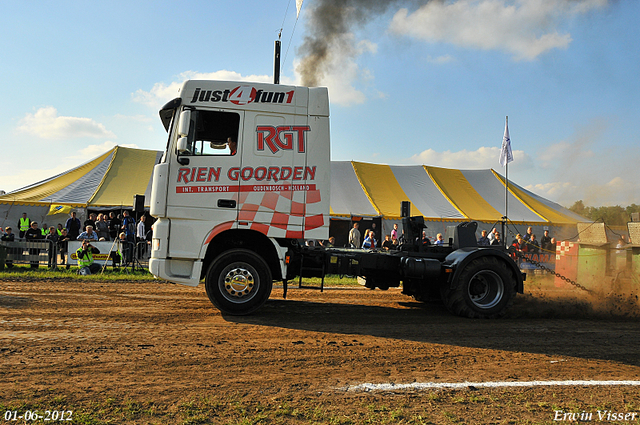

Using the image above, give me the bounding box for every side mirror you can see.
[177,110,191,137]
[177,137,189,154]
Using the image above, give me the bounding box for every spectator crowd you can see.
[323,223,559,255]
[1,210,154,271]
[0,214,574,273]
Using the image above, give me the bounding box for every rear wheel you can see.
[205,249,273,315]
[441,256,516,318]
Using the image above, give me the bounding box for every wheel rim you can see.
[467,270,504,309]
[219,263,258,303]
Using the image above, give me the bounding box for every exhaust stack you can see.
[274,40,281,84]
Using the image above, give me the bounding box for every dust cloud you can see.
[509,274,640,320]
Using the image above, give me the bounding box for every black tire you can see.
[441,256,516,319]
[205,249,273,315]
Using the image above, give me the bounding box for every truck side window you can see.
[181,110,240,156]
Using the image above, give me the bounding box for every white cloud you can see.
[527,176,640,208]
[409,145,533,169]
[525,181,577,198]
[389,0,608,61]
[293,33,379,106]
[17,106,115,139]
[76,141,139,159]
[0,141,142,194]
[136,39,378,109]
[405,140,638,208]
[309,58,368,106]
[0,164,72,195]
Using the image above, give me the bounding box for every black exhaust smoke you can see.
[296,0,424,87]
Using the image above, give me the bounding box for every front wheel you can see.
[205,249,273,315]
[441,256,516,319]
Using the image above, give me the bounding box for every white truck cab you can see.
[149,80,330,314]
[149,80,523,319]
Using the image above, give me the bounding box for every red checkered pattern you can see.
[554,241,578,288]
[233,187,324,239]
[555,241,575,261]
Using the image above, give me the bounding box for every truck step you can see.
[298,257,325,292]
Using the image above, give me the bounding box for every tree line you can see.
[568,201,640,226]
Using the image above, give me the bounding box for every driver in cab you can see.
[227,137,237,155]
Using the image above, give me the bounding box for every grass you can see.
[4,387,640,424]
[0,396,432,425]
[0,264,360,286]
[0,264,157,282]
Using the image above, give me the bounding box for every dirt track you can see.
[1,279,640,424]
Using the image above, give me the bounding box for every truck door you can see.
[239,111,308,238]
[166,108,243,258]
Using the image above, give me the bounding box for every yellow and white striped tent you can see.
[0,146,162,227]
[0,147,584,235]
[330,161,583,224]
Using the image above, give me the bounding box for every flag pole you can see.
[503,116,508,248]
[499,115,512,249]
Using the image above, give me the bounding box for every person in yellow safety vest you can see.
[56,224,64,236]
[76,239,101,274]
[18,212,30,239]
[40,223,50,237]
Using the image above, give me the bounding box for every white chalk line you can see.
[344,380,640,392]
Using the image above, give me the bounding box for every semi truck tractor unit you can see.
[148,80,524,319]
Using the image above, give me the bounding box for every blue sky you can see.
[1,0,638,208]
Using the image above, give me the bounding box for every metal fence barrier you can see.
[0,240,56,269]
[0,239,149,272]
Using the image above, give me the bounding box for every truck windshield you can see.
[180,110,240,156]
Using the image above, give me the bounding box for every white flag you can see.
[499,117,513,167]
[296,0,304,18]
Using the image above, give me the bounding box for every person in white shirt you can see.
[348,222,361,248]
[136,215,149,259]
[77,225,99,241]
